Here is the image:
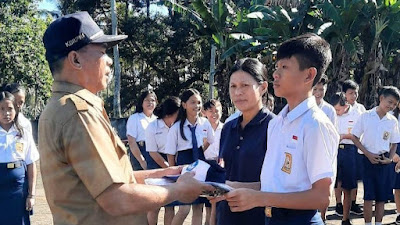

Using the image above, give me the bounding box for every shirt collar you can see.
[184,117,201,127]
[371,106,390,121]
[280,96,318,122]
[0,124,18,135]
[231,107,270,128]
[157,119,167,129]
[52,81,104,111]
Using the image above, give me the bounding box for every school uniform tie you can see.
[188,125,199,161]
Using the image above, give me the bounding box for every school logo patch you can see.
[15,142,24,154]
[383,131,390,140]
[281,152,292,174]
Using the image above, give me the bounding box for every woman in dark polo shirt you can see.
[217,58,275,225]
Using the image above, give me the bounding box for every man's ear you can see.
[67,51,82,69]
[305,67,317,84]
[260,81,268,95]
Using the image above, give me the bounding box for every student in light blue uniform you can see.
[164,88,214,225]
[213,34,339,225]
[351,86,400,225]
[0,91,39,225]
[145,96,181,225]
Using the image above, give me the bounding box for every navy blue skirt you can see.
[0,161,30,225]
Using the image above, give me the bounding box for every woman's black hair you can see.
[0,91,24,137]
[178,88,201,141]
[229,58,268,83]
[329,92,346,107]
[153,96,181,119]
[135,90,157,113]
[3,83,26,95]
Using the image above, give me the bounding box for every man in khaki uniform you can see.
[39,11,211,225]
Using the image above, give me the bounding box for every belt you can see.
[1,162,23,169]
[339,144,356,149]
[137,141,144,147]
[265,207,316,218]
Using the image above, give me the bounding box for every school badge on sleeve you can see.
[383,131,390,140]
[281,152,292,174]
[15,142,24,154]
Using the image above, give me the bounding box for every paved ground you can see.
[31,165,398,224]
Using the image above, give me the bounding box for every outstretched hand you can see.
[224,188,262,212]
[175,172,215,203]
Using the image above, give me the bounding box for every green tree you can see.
[0,0,52,119]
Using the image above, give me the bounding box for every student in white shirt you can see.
[329,92,363,224]
[145,96,181,225]
[312,75,337,126]
[164,88,214,225]
[202,99,224,225]
[126,90,158,170]
[212,33,339,225]
[0,91,39,225]
[342,79,366,215]
[3,83,32,134]
[351,86,400,225]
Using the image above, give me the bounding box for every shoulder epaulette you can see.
[67,95,89,111]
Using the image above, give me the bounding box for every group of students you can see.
[0,83,39,225]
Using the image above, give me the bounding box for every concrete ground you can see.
[32,166,399,225]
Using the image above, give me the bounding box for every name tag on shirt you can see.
[281,152,292,174]
[15,142,24,154]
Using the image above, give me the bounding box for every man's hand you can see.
[225,188,261,212]
[174,172,215,203]
[379,155,392,165]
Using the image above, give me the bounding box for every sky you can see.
[37,0,59,11]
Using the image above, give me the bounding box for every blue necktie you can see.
[189,125,199,161]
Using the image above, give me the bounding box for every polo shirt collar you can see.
[157,119,167,129]
[0,124,18,135]
[52,81,104,111]
[371,106,390,121]
[231,107,270,128]
[281,96,317,122]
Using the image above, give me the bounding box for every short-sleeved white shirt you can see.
[225,110,241,123]
[18,114,32,135]
[353,102,367,113]
[352,107,400,154]
[204,121,224,160]
[126,112,157,142]
[145,119,170,154]
[319,100,337,127]
[260,97,339,193]
[337,105,362,145]
[164,117,214,155]
[0,125,39,164]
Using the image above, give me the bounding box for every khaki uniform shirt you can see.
[39,81,147,225]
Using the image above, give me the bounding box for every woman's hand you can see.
[26,196,35,211]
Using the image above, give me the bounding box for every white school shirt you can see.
[145,119,170,154]
[260,97,339,193]
[225,110,241,123]
[0,125,39,164]
[353,101,367,114]
[164,117,214,155]
[18,114,32,135]
[337,105,362,145]
[351,107,400,154]
[319,100,337,127]
[126,112,157,142]
[204,121,224,160]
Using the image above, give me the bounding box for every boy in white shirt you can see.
[351,86,400,225]
[212,33,339,225]
[312,74,337,126]
[329,92,363,225]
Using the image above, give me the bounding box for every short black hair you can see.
[203,99,221,111]
[277,33,332,86]
[342,80,359,93]
[317,74,328,85]
[379,86,400,101]
[3,83,26,94]
[154,96,181,119]
[48,56,66,76]
[329,92,346,106]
